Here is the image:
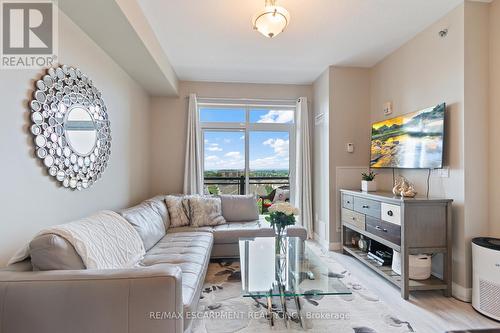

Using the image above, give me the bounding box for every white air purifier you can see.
[472,237,500,321]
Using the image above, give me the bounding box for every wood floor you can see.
[327,247,500,333]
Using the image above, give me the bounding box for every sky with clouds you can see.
[202,109,292,171]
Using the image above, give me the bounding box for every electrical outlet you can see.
[440,168,449,178]
[433,168,449,178]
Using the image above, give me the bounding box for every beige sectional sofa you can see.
[0,194,306,333]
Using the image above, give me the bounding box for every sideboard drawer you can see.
[381,203,401,225]
[342,208,366,230]
[353,197,381,219]
[342,194,354,210]
[366,216,401,245]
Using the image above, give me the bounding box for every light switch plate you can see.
[440,168,449,178]
[383,101,393,116]
[432,168,450,178]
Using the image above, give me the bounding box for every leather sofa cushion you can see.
[167,226,214,233]
[141,231,213,330]
[211,217,308,244]
[212,219,274,244]
[144,195,170,230]
[119,202,166,251]
[29,233,85,270]
[143,232,213,266]
[211,224,308,257]
[286,226,308,240]
[219,194,259,222]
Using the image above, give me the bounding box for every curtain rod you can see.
[185,96,298,103]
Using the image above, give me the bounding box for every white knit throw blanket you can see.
[9,211,145,269]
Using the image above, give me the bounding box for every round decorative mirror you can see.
[28,65,111,190]
[64,106,97,156]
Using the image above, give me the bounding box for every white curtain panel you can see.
[183,93,204,195]
[294,97,313,239]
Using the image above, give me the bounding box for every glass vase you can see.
[274,228,287,258]
[275,231,282,256]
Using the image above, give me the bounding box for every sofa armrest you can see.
[285,225,308,240]
[0,264,184,333]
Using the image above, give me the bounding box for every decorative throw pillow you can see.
[188,196,226,227]
[273,188,290,203]
[165,195,190,228]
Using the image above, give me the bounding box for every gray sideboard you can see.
[340,189,453,300]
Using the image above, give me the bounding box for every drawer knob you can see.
[387,210,394,217]
[362,205,369,209]
[375,226,388,232]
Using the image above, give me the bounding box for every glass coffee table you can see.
[238,237,352,328]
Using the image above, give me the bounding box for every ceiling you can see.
[61,0,179,96]
[138,0,463,85]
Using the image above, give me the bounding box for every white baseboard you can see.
[313,233,329,250]
[312,235,342,252]
[452,282,472,302]
[432,273,471,302]
[329,242,342,251]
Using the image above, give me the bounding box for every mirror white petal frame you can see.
[29,65,111,190]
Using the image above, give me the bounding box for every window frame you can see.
[199,102,296,196]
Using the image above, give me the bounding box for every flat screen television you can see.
[370,103,445,169]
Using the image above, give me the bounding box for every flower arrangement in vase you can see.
[361,171,377,192]
[265,202,300,255]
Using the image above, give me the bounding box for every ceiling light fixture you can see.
[252,0,290,38]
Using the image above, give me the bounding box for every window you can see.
[199,101,295,212]
[249,109,294,124]
[248,131,290,198]
[199,107,246,123]
[203,130,245,195]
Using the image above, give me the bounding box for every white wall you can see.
[329,67,371,245]
[489,0,500,237]
[370,4,466,293]
[149,81,313,196]
[312,69,330,248]
[0,11,151,266]
[312,67,371,249]
[369,3,494,299]
[463,0,490,293]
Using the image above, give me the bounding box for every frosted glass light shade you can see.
[252,1,290,38]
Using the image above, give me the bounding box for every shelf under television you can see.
[342,245,447,291]
[343,222,448,255]
[342,221,401,252]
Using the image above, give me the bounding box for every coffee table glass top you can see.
[238,237,352,297]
